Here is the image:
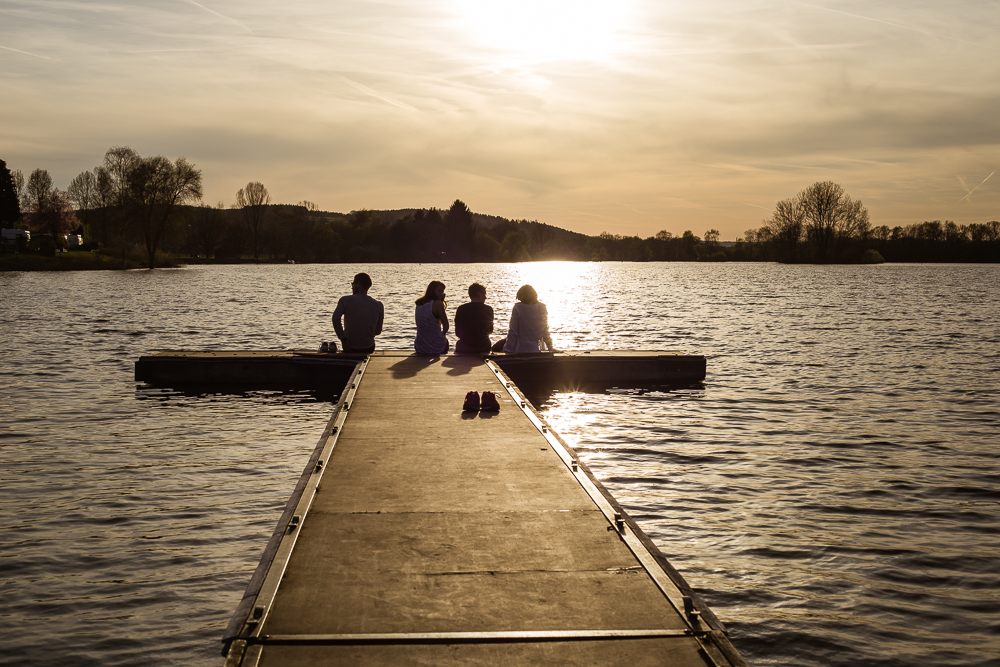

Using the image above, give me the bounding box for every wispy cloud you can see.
[2,0,998,237]
[794,2,997,51]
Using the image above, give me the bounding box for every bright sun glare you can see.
[453,0,633,63]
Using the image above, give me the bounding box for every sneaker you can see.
[463,391,480,411]
[319,342,329,353]
[480,391,500,411]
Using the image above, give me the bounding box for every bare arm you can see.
[433,299,449,334]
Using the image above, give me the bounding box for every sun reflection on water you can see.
[501,261,604,350]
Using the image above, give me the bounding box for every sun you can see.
[452,0,634,63]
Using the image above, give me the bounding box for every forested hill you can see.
[170,200,597,263]
[66,197,1000,265]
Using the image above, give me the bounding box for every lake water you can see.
[1,263,998,666]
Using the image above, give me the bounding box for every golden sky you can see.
[2,0,998,239]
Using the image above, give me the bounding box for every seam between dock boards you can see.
[252,629,704,644]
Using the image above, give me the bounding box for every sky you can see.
[2,0,998,240]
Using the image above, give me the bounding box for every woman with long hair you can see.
[502,284,555,353]
[414,280,450,355]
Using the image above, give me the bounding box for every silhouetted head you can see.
[516,284,538,304]
[416,280,446,306]
[468,283,486,301]
[352,272,372,294]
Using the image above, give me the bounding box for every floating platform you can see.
[134,350,364,390]
[213,352,743,666]
[134,350,706,392]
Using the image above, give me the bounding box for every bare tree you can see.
[760,198,804,263]
[130,156,203,268]
[12,169,24,207]
[26,189,78,244]
[68,170,99,211]
[68,170,99,245]
[234,181,271,259]
[85,166,117,246]
[22,169,53,214]
[102,146,140,261]
[798,181,869,262]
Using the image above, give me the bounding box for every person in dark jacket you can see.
[454,283,494,354]
[332,272,384,353]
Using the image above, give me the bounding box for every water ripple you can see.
[2,263,999,666]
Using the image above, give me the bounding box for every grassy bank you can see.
[0,251,143,271]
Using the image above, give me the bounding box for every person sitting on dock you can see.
[332,272,384,354]
[414,280,450,355]
[503,284,556,354]
[454,283,494,354]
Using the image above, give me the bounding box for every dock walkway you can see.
[222,352,744,666]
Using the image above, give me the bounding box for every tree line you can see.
[1,149,202,267]
[735,181,999,263]
[2,155,997,265]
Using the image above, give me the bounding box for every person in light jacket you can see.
[502,284,555,353]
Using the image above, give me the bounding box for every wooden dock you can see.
[220,352,744,666]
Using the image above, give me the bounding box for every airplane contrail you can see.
[182,0,254,35]
[957,171,995,204]
[616,202,646,215]
[342,77,419,112]
[0,44,55,60]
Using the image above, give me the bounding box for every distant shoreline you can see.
[5,252,998,272]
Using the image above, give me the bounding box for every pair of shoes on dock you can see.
[319,341,338,353]
[463,391,500,412]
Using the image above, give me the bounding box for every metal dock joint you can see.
[682,596,703,625]
[245,604,266,630]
